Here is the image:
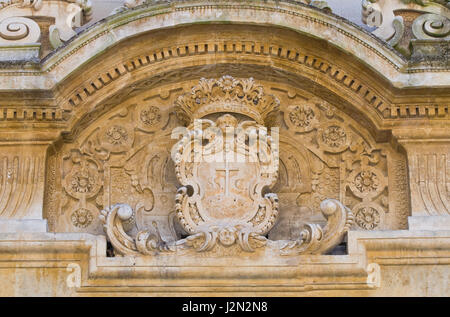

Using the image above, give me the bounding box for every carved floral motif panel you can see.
[44,78,410,239]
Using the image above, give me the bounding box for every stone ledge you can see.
[0,44,40,63]
[0,219,48,233]
[0,230,449,295]
[409,216,450,231]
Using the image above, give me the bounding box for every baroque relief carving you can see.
[45,76,409,253]
[98,76,355,256]
[46,91,175,233]
[274,94,393,232]
[172,115,279,236]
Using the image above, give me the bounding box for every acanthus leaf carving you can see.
[175,76,280,125]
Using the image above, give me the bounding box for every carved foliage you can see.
[100,77,354,257]
[281,97,391,231]
[56,99,172,233]
[175,76,280,125]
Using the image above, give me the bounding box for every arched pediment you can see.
[39,0,410,89]
[0,1,447,141]
[45,74,411,238]
[56,23,400,141]
[0,0,449,297]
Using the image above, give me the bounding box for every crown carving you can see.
[175,76,280,124]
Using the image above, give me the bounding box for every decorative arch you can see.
[44,73,410,237]
[56,23,398,142]
[40,1,415,239]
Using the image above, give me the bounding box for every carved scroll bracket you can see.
[101,198,353,256]
[0,0,93,55]
[362,0,450,58]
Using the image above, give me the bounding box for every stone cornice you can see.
[0,230,448,295]
[0,0,448,90]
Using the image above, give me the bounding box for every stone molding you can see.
[0,229,448,295]
[0,0,448,85]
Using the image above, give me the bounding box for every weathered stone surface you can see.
[0,0,448,297]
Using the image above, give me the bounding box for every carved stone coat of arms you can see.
[100,76,353,257]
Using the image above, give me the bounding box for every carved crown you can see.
[175,76,280,125]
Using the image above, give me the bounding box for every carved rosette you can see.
[284,103,319,133]
[71,204,96,228]
[282,96,390,231]
[349,166,387,200]
[136,104,168,132]
[64,164,101,200]
[63,156,102,225]
[318,122,351,153]
[353,202,383,230]
[344,148,388,230]
[98,124,134,153]
[62,152,103,229]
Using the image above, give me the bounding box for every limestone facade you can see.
[0,0,448,296]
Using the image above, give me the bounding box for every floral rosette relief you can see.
[282,97,390,231]
[57,101,172,234]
